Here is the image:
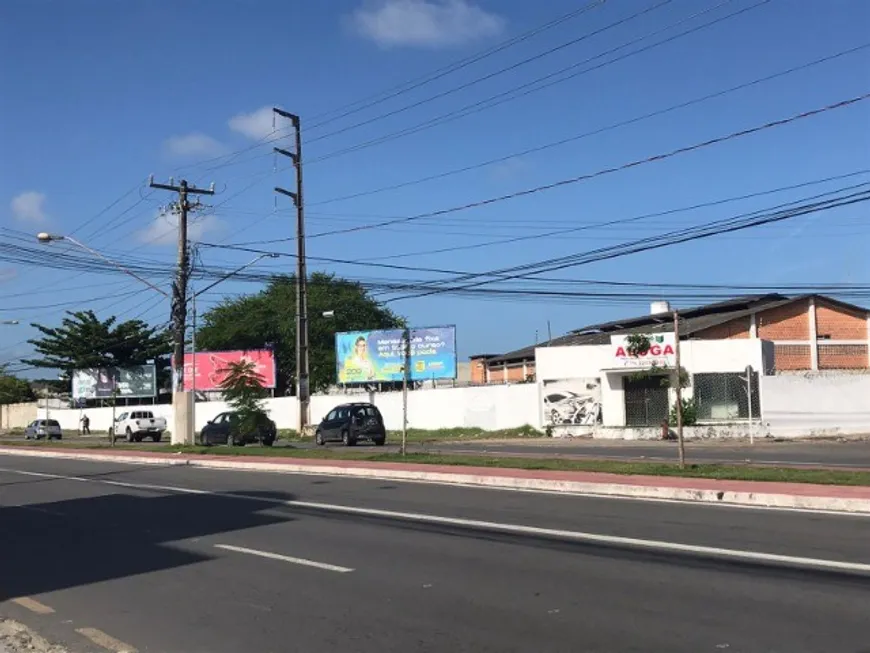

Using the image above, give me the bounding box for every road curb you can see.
[2,446,869,514]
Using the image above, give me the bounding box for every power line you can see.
[306,0,767,166]
[291,91,870,240]
[305,0,663,144]
[310,42,870,208]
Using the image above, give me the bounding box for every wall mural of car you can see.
[543,384,602,425]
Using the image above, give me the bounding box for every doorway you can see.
[623,375,669,426]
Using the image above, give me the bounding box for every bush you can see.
[669,397,697,426]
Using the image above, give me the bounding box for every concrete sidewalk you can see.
[2,445,869,514]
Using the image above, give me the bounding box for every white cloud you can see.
[350,0,505,48]
[163,132,227,158]
[10,191,48,223]
[137,210,223,246]
[228,106,276,141]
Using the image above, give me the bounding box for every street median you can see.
[2,444,870,514]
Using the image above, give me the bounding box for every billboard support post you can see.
[401,327,410,456]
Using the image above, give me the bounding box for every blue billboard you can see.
[335,326,457,384]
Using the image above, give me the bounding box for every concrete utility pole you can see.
[273,107,310,437]
[401,327,411,456]
[148,177,214,445]
[673,311,686,469]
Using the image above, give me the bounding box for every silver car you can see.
[24,419,63,440]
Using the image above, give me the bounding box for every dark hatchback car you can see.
[199,411,277,447]
[315,403,386,447]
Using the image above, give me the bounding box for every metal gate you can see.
[624,376,669,426]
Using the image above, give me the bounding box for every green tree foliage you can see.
[196,273,405,393]
[219,359,268,436]
[0,364,35,404]
[23,310,171,380]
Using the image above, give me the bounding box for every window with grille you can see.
[693,372,759,421]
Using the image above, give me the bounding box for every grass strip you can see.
[2,440,869,486]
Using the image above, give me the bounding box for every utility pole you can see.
[148,176,214,445]
[273,107,310,437]
[673,311,686,469]
[401,327,411,456]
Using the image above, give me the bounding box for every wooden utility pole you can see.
[273,107,310,437]
[673,310,686,468]
[401,327,411,456]
[148,176,214,444]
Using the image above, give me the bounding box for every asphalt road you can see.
[2,454,870,652]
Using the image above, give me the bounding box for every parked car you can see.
[109,410,167,442]
[315,403,386,446]
[200,411,277,447]
[24,419,62,440]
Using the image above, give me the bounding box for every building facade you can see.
[472,294,870,384]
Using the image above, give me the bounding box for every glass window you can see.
[326,410,338,421]
[693,372,760,421]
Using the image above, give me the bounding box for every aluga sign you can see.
[610,333,676,369]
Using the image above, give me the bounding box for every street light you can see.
[186,252,279,443]
[36,233,169,298]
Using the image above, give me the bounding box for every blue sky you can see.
[1,0,868,373]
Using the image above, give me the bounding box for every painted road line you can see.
[281,499,870,574]
[75,627,137,653]
[11,597,54,614]
[1,466,868,574]
[215,544,354,573]
[2,464,869,519]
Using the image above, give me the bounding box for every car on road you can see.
[109,410,167,442]
[24,419,63,440]
[315,402,386,446]
[199,411,277,447]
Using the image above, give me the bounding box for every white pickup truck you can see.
[110,410,167,442]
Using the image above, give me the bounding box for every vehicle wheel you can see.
[227,434,235,447]
[262,438,274,447]
[374,438,386,446]
[342,430,355,447]
[315,430,324,446]
[152,433,162,442]
[126,427,134,443]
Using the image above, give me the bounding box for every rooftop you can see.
[485,294,868,365]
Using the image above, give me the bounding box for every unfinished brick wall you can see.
[774,344,813,371]
[694,317,750,339]
[819,344,868,370]
[757,300,810,341]
[816,299,868,340]
[470,359,489,384]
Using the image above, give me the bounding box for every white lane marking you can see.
[2,462,868,520]
[11,597,54,614]
[2,466,869,573]
[215,544,354,573]
[76,627,137,653]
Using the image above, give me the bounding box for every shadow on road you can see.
[0,488,297,603]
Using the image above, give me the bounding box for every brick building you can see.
[471,294,870,383]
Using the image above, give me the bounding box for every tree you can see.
[23,311,171,382]
[0,364,35,405]
[196,273,406,393]
[219,359,269,440]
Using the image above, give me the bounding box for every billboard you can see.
[182,349,277,391]
[72,365,156,400]
[336,327,456,384]
[611,333,676,369]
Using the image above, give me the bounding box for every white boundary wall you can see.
[761,374,870,437]
[39,383,540,433]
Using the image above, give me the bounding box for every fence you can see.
[0,402,37,430]
[36,383,541,434]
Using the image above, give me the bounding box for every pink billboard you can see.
[183,349,277,391]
